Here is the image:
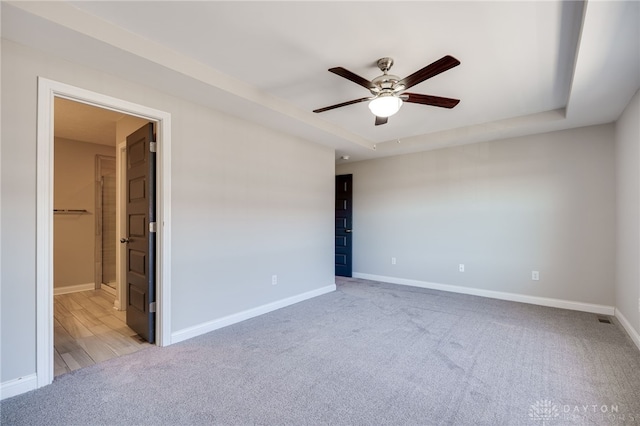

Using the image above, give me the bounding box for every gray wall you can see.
[615,90,640,335]
[337,124,616,306]
[1,39,335,383]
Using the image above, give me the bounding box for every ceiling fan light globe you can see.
[368,95,402,118]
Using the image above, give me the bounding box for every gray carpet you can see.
[2,277,640,425]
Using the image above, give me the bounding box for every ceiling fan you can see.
[314,56,461,126]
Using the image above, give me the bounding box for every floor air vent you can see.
[597,317,612,324]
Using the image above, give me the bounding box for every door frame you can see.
[115,141,127,311]
[95,154,116,292]
[335,174,353,277]
[36,77,173,388]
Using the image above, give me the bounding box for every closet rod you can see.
[53,209,89,214]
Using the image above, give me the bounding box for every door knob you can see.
[345,229,352,233]
[120,237,130,244]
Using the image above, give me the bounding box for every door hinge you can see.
[149,222,157,233]
[149,302,156,313]
[150,142,157,153]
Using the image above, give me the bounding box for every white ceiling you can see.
[54,97,125,146]
[2,1,639,162]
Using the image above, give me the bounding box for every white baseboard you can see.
[353,273,615,316]
[0,374,37,401]
[53,283,95,296]
[614,309,640,351]
[100,283,116,296]
[172,284,336,344]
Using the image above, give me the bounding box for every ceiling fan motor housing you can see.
[371,57,404,94]
[371,75,403,94]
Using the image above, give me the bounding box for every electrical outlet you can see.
[532,271,539,281]
[391,257,397,265]
[272,275,277,285]
[459,264,465,272]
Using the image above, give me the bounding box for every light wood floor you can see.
[54,288,152,377]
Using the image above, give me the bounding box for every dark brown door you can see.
[335,174,353,277]
[123,123,156,342]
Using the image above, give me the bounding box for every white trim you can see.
[115,141,127,311]
[353,273,615,316]
[172,284,336,344]
[157,117,172,347]
[100,283,117,296]
[36,77,173,393]
[36,78,54,389]
[0,37,3,401]
[53,283,95,296]
[0,374,37,401]
[615,308,640,351]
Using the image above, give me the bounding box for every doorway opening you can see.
[37,78,172,389]
[52,98,151,376]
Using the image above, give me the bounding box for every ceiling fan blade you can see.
[329,67,375,90]
[375,116,388,126]
[313,97,370,113]
[399,55,460,90]
[404,93,460,109]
